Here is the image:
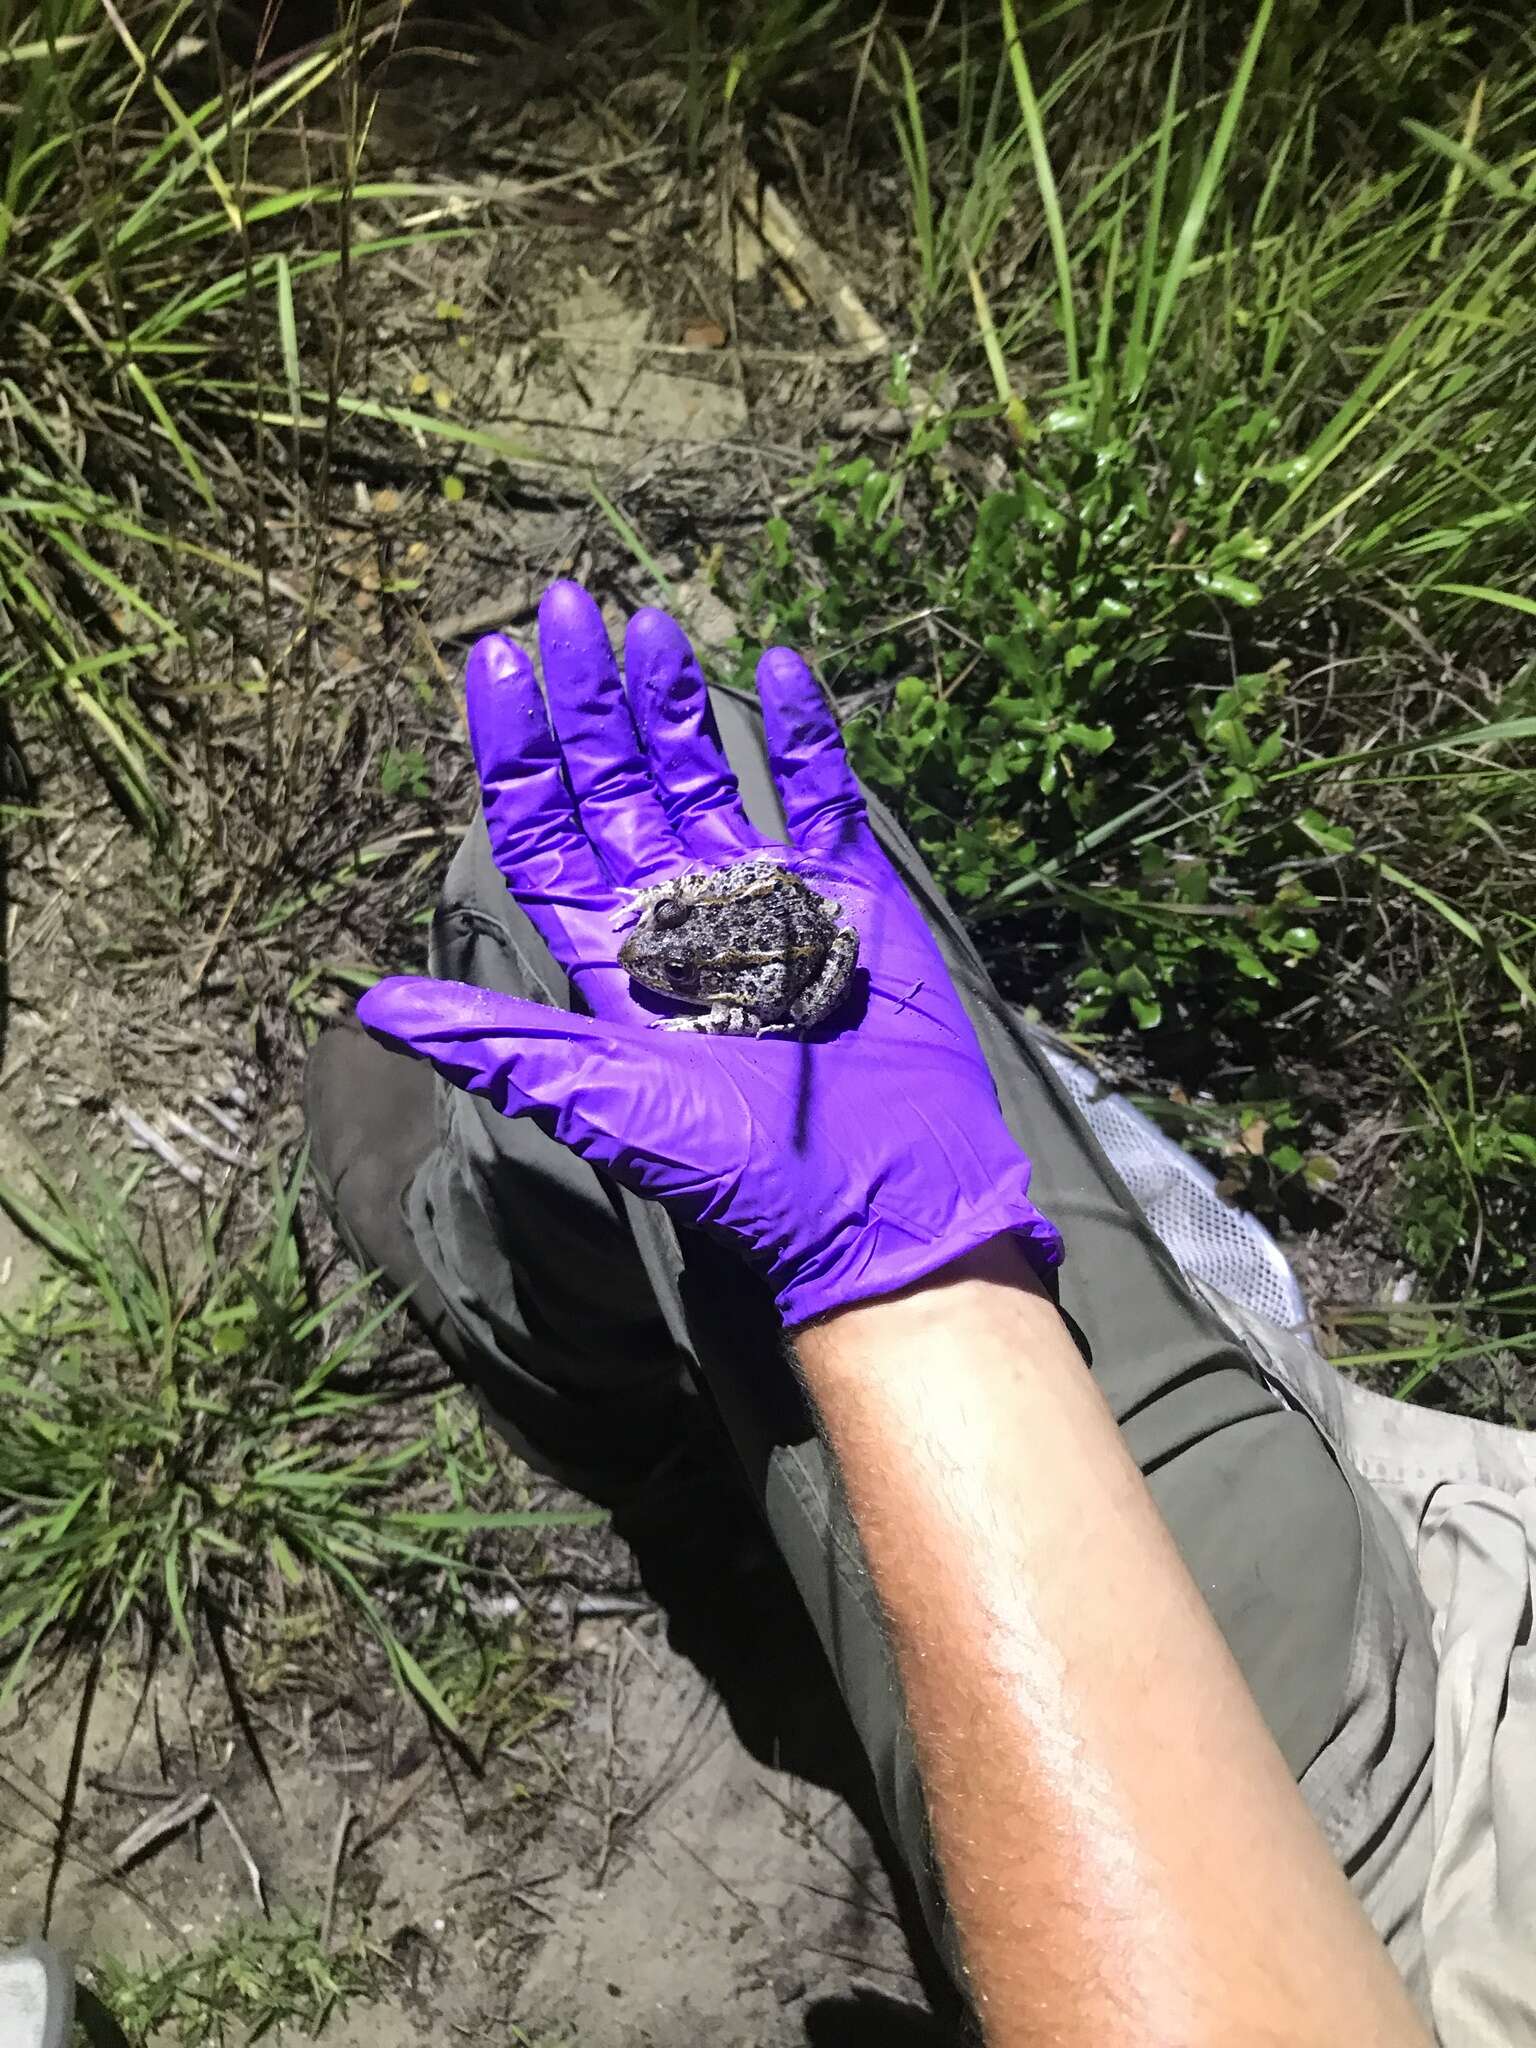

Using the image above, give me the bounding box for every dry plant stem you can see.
[794,1241,1430,2048]
[289,0,373,839]
[742,178,888,357]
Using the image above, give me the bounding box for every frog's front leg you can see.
[660,1000,756,1035]
[791,928,859,1029]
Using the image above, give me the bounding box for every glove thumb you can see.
[355,976,696,1182]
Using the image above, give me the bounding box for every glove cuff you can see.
[775,1172,1063,1328]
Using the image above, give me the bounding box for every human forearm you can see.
[796,1239,1429,2048]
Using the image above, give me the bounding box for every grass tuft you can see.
[0,0,462,838]
[86,1913,382,2048]
[0,1155,591,1731]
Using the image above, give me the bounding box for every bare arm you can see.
[796,1239,1429,2048]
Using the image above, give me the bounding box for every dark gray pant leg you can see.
[405,684,1432,1974]
[405,871,706,1500]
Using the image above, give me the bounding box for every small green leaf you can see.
[441,474,466,502]
[1064,722,1115,754]
[1296,809,1354,856]
[1193,569,1264,606]
[275,253,302,424]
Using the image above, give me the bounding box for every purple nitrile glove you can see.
[357,581,1061,1325]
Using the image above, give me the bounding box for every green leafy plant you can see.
[743,421,1324,1025]
[86,1915,381,2048]
[379,745,431,800]
[739,3,1536,1050]
[1394,1074,1536,1296]
[0,1157,591,1728]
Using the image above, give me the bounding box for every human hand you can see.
[357,581,1060,1324]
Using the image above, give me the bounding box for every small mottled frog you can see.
[618,858,859,1036]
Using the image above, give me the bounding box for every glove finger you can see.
[757,647,878,861]
[623,607,769,862]
[465,632,636,1012]
[356,976,728,1207]
[537,581,681,887]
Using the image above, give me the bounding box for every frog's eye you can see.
[663,958,698,988]
[653,898,691,931]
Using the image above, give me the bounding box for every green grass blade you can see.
[125,363,219,516]
[275,253,302,424]
[1120,34,1181,400]
[0,1178,89,1269]
[1143,0,1274,377]
[1405,113,1530,209]
[1432,582,1536,618]
[96,0,242,230]
[255,389,541,465]
[162,1543,195,1657]
[303,1543,461,1732]
[0,34,96,67]
[589,480,679,599]
[1428,77,1487,263]
[57,687,167,826]
[45,530,179,637]
[998,0,1079,386]
[891,40,935,303]
[1363,853,1535,1009]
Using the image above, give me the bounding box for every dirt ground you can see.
[1,1608,938,2046]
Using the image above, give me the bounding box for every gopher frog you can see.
[618,858,859,1036]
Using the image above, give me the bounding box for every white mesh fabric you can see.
[1043,1047,1308,1331]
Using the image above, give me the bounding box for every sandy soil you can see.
[1,1597,945,2047]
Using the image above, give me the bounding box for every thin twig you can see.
[591,1639,624,1888]
[211,1795,265,1913]
[109,1787,212,1871]
[188,877,246,990]
[0,1814,181,1941]
[351,1760,432,1858]
[86,1777,187,1802]
[322,1796,355,1950]
[425,583,538,644]
[472,1590,652,1623]
[160,1108,254,1170]
[114,1108,206,1188]
[189,1094,248,1143]
[44,1646,101,1936]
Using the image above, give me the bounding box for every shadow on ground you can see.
[611,1447,973,2045]
[805,1987,962,2043]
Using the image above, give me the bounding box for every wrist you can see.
[791,1236,1077,1422]
[795,1233,1048,1336]
[775,1175,1062,1333]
